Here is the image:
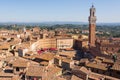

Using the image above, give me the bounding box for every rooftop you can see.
[0,72,14,77]
[35,52,55,61]
[111,61,120,71]
[86,62,107,71]
[71,75,83,80]
[12,58,29,67]
[26,65,44,77]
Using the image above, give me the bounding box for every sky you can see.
[0,0,120,23]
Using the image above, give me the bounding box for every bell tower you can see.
[88,5,97,47]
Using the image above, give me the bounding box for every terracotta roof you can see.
[0,72,14,77]
[62,58,73,63]
[11,75,20,80]
[0,43,10,49]
[0,68,3,72]
[4,56,17,63]
[89,72,119,80]
[26,65,44,77]
[15,42,30,49]
[86,62,107,71]
[72,67,88,80]
[12,59,29,67]
[40,61,49,66]
[4,66,13,70]
[26,65,62,78]
[0,78,11,80]
[25,51,34,55]
[47,65,62,75]
[111,62,120,71]
[79,66,90,74]
[54,55,73,63]
[54,55,64,60]
[35,53,55,61]
[102,58,114,64]
[0,38,21,50]
[89,72,104,80]
[9,40,20,45]
[57,77,66,80]
[96,56,105,60]
[42,65,62,80]
[59,51,76,58]
[79,58,89,63]
[104,75,120,80]
[23,56,33,59]
[71,75,83,80]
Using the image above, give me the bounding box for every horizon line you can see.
[0,21,120,23]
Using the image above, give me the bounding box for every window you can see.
[106,48,108,51]
[16,67,19,71]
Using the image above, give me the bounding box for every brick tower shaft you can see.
[88,5,97,47]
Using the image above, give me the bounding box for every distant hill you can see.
[97,22,120,26]
[0,22,120,26]
[0,22,87,26]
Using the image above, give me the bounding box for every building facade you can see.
[30,38,74,51]
[57,38,74,49]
